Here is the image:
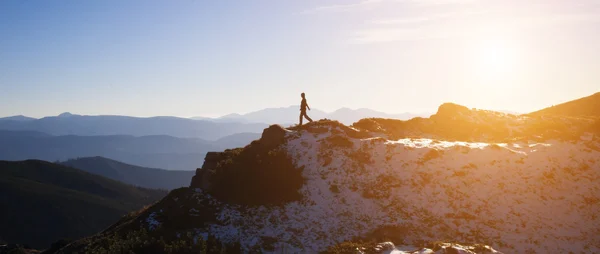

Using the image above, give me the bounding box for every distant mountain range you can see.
[0,113,266,140]
[0,107,433,136]
[0,160,166,249]
[0,130,260,171]
[0,107,523,131]
[60,157,194,190]
[192,106,433,125]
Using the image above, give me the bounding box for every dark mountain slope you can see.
[60,157,194,190]
[0,160,166,249]
[528,92,600,117]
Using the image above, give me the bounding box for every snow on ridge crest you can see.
[281,124,599,253]
[142,120,600,253]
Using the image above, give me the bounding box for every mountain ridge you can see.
[60,157,195,190]
[0,115,37,121]
[528,92,600,117]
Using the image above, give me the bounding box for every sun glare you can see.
[477,40,517,77]
[470,37,522,83]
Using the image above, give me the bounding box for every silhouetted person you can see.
[299,92,313,125]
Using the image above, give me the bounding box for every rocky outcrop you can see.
[190,152,226,191]
[260,124,287,148]
[433,102,472,120]
[189,124,304,206]
[190,124,289,191]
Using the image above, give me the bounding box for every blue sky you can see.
[1,0,599,118]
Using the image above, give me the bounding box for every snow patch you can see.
[146,212,160,231]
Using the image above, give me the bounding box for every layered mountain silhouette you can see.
[0,130,259,171]
[0,114,266,140]
[0,160,166,249]
[192,106,431,125]
[60,157,194,190]
[52,92,600,253]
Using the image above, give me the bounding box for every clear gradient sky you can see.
[1,0,599,118]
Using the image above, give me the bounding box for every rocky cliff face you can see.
[55,105,600,254]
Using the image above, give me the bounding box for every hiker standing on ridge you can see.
[299,92,313,125]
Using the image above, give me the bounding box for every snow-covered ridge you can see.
[138,120,600,253]
[281,121,599,253]
[61,119,600,253]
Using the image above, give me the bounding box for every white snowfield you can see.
[153,123,600,253]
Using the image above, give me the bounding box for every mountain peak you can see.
[58,112,75,118]
[219,113,243,119]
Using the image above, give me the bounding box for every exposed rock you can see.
[190,124,292,192]
[189,152,227,190]
[434,103,472,120]
[189,124,304,206]
[260,124,287,148]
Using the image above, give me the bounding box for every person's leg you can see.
[299,111,303,125]
[305,112,313,122]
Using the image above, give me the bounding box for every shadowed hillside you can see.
[60,157,195,190]
[0,160,166,249]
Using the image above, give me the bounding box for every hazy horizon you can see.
[0,104,519,119]
[2,0,599,118]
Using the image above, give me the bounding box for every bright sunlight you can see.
[473,38,519,80]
